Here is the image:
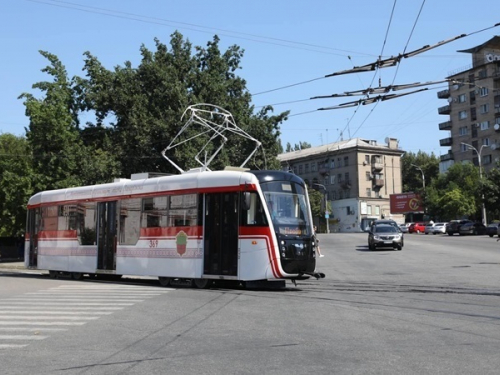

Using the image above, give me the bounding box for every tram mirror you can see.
[242,192,251,210]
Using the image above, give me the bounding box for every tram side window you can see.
[240,192,267,226]
[168,194,197,226]
[142,196,168,228]
[120,198,141,245]
[78,202,97,245]
[40,206,58,231]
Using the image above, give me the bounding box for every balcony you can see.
[371,162,383,171]
[493,70,500,80]
[439,120,452,130]
[318,167,329,175]
[437,89,450,99]
[440,151,454,162]
[438,105,451,115]
[341,180,352,190]
[439,137,453,147]
[372,179,385,188]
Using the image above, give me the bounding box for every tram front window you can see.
[261,181,312,236]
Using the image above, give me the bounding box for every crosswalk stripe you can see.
[0,344,28,349]
[0,328,67,332]
[0,311,112,315]
[0,335,48,340]
[0,316,99,320]
[0,322,86,326]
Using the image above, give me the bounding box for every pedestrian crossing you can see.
[0,283,170,350]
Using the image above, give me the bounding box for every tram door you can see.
[97,201,117,271]
[27,208,40,267]
[203,193,239,276]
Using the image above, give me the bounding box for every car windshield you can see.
[375,226,398,233]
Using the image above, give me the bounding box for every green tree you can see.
[0,134,34,236]
[401,151,439,193]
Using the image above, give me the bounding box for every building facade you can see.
[277,138,405,233]
[438,36,500,173]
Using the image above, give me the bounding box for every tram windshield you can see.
[261,181,312,236]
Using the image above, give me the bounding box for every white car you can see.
[431,222,448,234]
[424,223,435,235]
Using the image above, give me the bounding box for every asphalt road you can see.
[1,232,500,375]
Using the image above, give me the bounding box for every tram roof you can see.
[27,169,260,207]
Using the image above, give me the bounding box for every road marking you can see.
[0,335,48,340]
[0,344,28,349]
[0,316,99,320]
[0,322,87,326]
[0,328,67,332]
[0,311,112,315]
[0,306,123,310]
[6,298,145,302]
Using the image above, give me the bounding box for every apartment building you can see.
[277,138,405,233]
[438,35,500,173]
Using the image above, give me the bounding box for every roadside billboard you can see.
[390,192,423,214]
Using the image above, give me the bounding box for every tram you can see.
[25,168,324,288]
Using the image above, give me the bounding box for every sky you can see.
[1,0,500,156]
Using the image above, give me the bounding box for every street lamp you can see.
[312,183,330,234]
[461,142,488,225]
[411,164,425,190]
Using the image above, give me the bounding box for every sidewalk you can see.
[0,259,27,270]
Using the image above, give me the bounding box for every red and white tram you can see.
[25,169,323,288]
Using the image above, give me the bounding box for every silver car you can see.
[368,224,403,251]
[431,222,447,234]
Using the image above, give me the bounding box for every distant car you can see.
[459,222,487,235]
[370,219,401,232]
[399,224,409,233]
[408,222,425,234]
[368,224,403,251]
[431,222,448,235]
[424,223,435,235]
[447,220,472,236]
[486,223,500,237]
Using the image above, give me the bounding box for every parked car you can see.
[424,223,435,235]
[368,224,403,251]
[399,224,409,233]
[446,220,472,236]
[408,222,425,234]
[431,222,448,234]
[459,222,487,235]
[486,222,500,237]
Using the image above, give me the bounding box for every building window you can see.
[458,94,467,103]
[366,188,371,197]
[344,156,349,166]
[367,205,372,215]
[482,138,490,146]
[365,155,370,164]
[470,107,477,121]
[305,163,309,173]
[330,175,336,184]
[496,117,500,125]
[460,143,469,152]
[483,154,492,165]
[324,178,329,186]
[345,190,350,199]
[470,91,476,105]
[330,159,335,169]
[374,190,380,198]
[293,166,297,174]
[339,190,343,199]
[337,173,342,182]
[480,121,490,131]
[366,171,371,181]
[298,165,303,174]
[479,87,489,97]
[478,69,487,79]
[480,103,489,114]
[459,126,468,136]
[468,74,475,88]
[337,157,342,168]
[458,110,468,120]
[311,163,317,172]
[344,172,349,184]
[375,206,380,215]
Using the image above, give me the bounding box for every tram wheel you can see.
[158,277,171,287]
[49,270,58,279]
[193,278,211,289]
[71,272,83,280]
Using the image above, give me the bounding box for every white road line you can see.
[0,316,99,320]
[2,302,134,306]
[0,306,123,310]
[0,344,28,349]
[6,298,145,302]
[26,292,163,296]
[0,311,112,315]
[0,335,48,340]
[0,328,67,332]
[0,322,86,326]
